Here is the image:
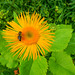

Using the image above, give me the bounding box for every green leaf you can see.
[4,52,18,68]
[0,52,18,68]
[6,59,18,69]
[65,33,75,55]
[47,70,53,75]
[49,52,75,75]
[0,72,4,75]
[0,31,8,53]
[19,56,48,75]
[51,29,73,51]
[19,58,33,75]
[57,24,72,29]
[30,56,48,75]
[57,8,63,13]
[0,63,14,75]
[13,11,19,25]
[0,55,8,66]
[0,31,18,68]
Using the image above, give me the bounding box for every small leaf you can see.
[6,59,18,68]
[57,8,63,13]
[0,55,8,66]
[13,11,19,25]
[49,52,75,75]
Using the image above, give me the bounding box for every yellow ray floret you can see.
[2,11,55,60]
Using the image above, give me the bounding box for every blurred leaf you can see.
[0,52,18,68]
[57,8,63,13]
[0,31,8,53]
[0,63,14,75]
[6,59,18,69]
[0,55,8,66]
[65,19,68,24]
[49,52,75,75]
[65,33,75,55]
[0,72,4,75]
[20,0,23,5]
[57,14,63,22]
[68,1,75,5]
[13,11,19,25]
[72,17,75,22]
[47,70,53,75]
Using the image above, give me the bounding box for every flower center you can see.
[21,27,40,45]
[26,32,33,38]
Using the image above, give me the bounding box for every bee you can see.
[18,31,22,41]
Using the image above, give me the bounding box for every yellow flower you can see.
[3,12,55,60]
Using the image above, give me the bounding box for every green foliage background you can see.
[0,0,75,75]
[0,0,75,31]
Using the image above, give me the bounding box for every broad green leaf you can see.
[65,33,75,55]
[19,56,48,75]
[30,56,48,75]
[49,52,75,75]
[19,58,33,75]
[50,29,73,51]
